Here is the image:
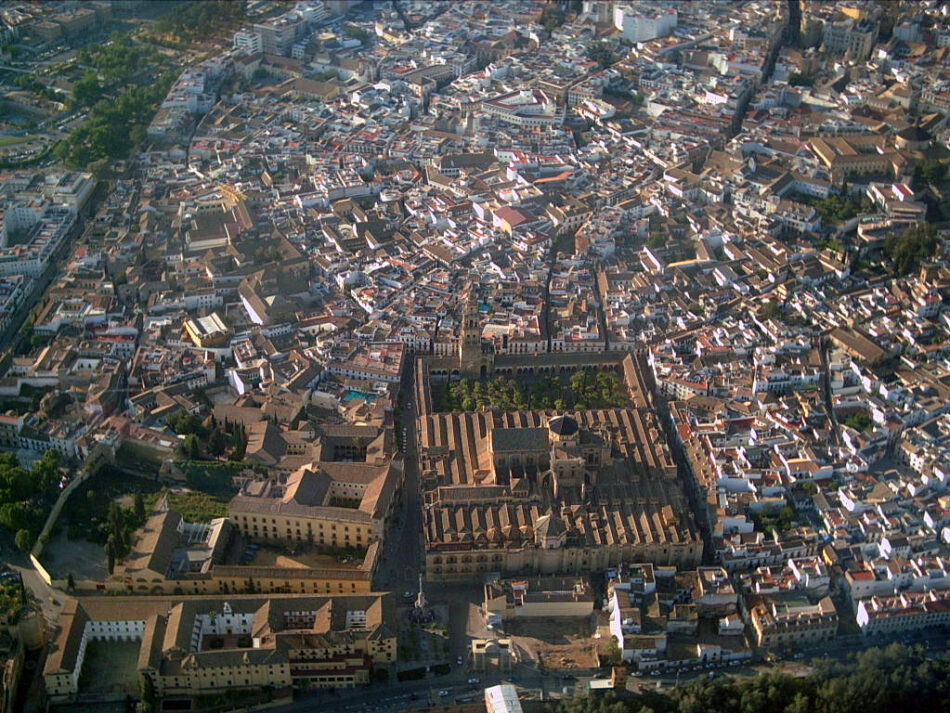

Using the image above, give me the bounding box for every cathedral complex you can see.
[413,302,702,582]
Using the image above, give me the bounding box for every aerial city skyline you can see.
[0,2,949,713]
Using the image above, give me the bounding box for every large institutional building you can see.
[229,423,403,551]
[113,507,378,597]
[44,593,396,702]
[414,303,702,582]
[107,419,403,598]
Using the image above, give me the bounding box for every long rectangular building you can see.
[112,506,378,597]
[44,593,396,703]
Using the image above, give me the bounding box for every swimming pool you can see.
[343,389,376,402]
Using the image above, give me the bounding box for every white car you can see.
[457,656,463,665]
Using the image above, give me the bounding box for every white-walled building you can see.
[613,5,677,43]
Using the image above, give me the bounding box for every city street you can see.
[374,362,423,591]
[263,622,950,713]
[274,663,592,713]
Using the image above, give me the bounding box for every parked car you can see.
[467,677,479,685]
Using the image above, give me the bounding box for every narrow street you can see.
[653,390,714,563]
[0,531,63,627]
[375,357,423,591]
[819,334,842,446]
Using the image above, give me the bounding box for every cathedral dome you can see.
[534,513,567,540]
[548,414,579,437]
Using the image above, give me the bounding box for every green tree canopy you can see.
[151,1,247,43]
[56,77,175,169]
[540,5,566,31]
[14,528,32,551]
[589,41,618,68]
[885,223,940,276]
[72,71,103,108]
[920,159,946,185]
[0,451,62,544]
[550,644,950,713]
[133,491,146,522]
[207,427,227,457]
[181,434,202,461]
[788,72,815,86]
[844,412,873,432]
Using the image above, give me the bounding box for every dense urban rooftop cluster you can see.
[2,0,950,709]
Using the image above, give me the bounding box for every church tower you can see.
[459,288,483,378]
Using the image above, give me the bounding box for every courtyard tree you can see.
[140,673,157,713]
[207,427,227,458]
[133,491,145,522]
[920,159,946,185]
[105,535,116,574]
[181,434,202,461]
[600,635,622,666]
[229,424,247,461]
[761,300,781,320]
[14,528,32,552]
[844,412,873,432]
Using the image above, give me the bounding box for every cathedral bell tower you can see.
[459,287,491,378]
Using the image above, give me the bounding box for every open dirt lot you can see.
[504,615,600,669]
[41,528,107,581]
[253,548,356,570]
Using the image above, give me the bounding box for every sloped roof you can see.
[491,426,549,452]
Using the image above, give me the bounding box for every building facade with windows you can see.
[44,593,396,702]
